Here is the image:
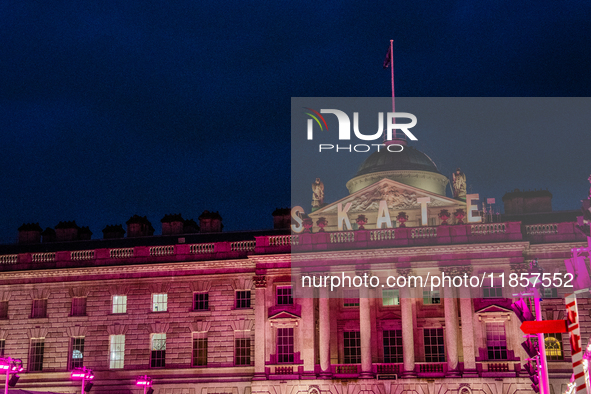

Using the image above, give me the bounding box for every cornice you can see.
[247,254,291,264]
[527,242,587,254]
[0,259,255,281]
[292,242,530,262]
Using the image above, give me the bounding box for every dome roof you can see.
[355,145,440,177]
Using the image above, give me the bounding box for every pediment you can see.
[269,311,301,320]
[312,178,462,215]
[475,304,513,314]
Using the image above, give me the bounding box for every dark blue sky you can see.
[1,1,590,243]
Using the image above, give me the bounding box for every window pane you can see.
[423,328,445,362]
[276,287,293,305]
[236,291,251,309]
[423,291,440,305]
[383,330,403,363]
[486,322,507,360]
[382,289,399,306]
[192,334,208,366]
[29,339,44,371]
[71,298,87,316]
[235,338,251,365]
[194,293,209,311]
[70,337,85,369]
[0,301,8,319]
[343,331,361,364]
[112,295,127,314]
[0,340,5,357]
[109,335,125,369]
[545,333,564,361]
[152,293,168,312]
[343,290,360,307]
[31,299,47,318]
[277,328,294,363]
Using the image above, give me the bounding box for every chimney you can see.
[41,227,56,243]
[78,226,93,241]
[55,221,80,242]
[272,208,291,229]
[102,225,126,239]
[161,214,184,235]
[18,223,43,244]
[502,189,552,215]
[198,211,223,233]
[183,219,199,234]
[126,215,155,237]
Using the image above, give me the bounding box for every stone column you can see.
[319,285,331,377]
[456,267,478,377]
[399,269,416,378]
[359,283,373,377]
[253,275,267,380]
[443,285,460,377]
[300,294,315,377]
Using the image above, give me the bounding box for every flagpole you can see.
[390,39,396,139]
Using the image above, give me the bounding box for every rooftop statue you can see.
[452,168,467,201]
[311,178,325,210]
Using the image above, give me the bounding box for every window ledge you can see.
[189,311,212,317]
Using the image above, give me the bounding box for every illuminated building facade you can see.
[0,144,587,394]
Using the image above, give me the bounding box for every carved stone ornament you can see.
[510,262,528,275]
[446,265,473,277]
[253,275,267,288]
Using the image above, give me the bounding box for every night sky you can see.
[1,1,590,243]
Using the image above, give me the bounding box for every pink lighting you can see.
[136,375,153,387]
[70,368,94,380]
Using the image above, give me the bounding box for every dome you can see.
[346,143,449,196]
[355,146,440,177]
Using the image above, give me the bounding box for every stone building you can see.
[0,142,588,394]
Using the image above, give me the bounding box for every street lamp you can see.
[71,367,94,393]
[136,375,154,394]
[0,358,24,394]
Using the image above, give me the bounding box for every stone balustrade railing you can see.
[149,245,174,257]
[32,252,55,263]
[525,223,558,235]
[110,248,134,259]
[71,250,95,261]
[0,254,18,264]
[231,241,255,252]
[471,223,506,235]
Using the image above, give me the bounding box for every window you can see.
[542,287,559,298]
[112,295,127,314]
[277,328,294,363]
[423,290,440,305]
[192,333,207,366]
[0,301,8,319]
[344,331,361,364]
[152,293,168,312]
[0,339,5,357]
[483,284,503,298]
[236,290,251,309]
[31,299,47,318]
[276,286,293,305]
[235,337,251,365]
[383,329,403,363]
[424,328,445,362]
[343,290,360,307]
[70,337,85,369]
[486,322,507,360]
[151,333,166,368]
[545,333,564,361]
[29,339,44,372]
[71,297,86,316]
[109,334,125,369]
[382,289,400,306]
[193,293,209,311]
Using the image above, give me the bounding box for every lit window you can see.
[424,328,445,362]
[382,289,400,306]
[0,339,5,357]
[0,301,8,319]
[236,291,251,309]
[192,333,207,367]
[276,286,293,305]
[423,290,440,305]
[71,297,87,316]
[109,334,125,369]
[343,289,360,307]
[151,333,166,368]
[31,299,47,318]
[545,333,564,361]
[486,322,507,360]
[483,284,503,298]
[152,293,168,312]
[193,293,209,311]
[70,337,85,369]
[235,337,251,365]
[542,287,559,298]
[344,331,361,364]
[277,328,294,363]
[112,295,127,314]
[29,338,44,371]
[383,329,403,363]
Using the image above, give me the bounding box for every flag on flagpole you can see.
[383,45,391,69]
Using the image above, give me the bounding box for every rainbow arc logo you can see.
[304,108,328,131]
